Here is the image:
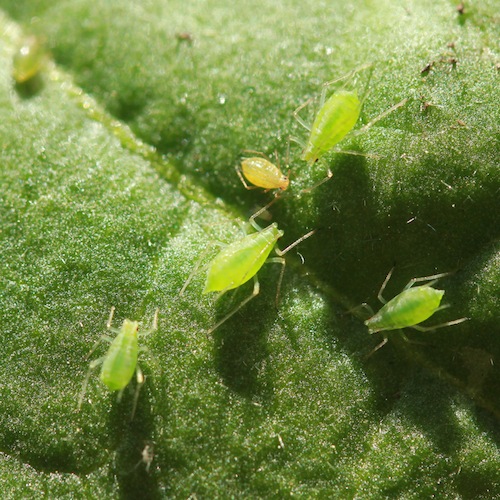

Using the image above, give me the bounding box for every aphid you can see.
[175,32,194,44]
[293,67,407,166]
[295,88,363,166]
[130,443,155,473]
[77,307,158,419]
[12,35,46,84]
[364,269,468,353]
[181,204,315,333]
[236,150,290,193]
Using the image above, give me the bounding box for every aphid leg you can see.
[276,229,316,256]
[272,229,316,306]
[107,306,116,328]
[265,256,286,307]
[248,198,281,230]
[343,302,375,318]
[333,150,380,159]
[377,268,395,304]
[293,97,314,131]
[130,364,145,421]
[242,149,273,161]
[410,317,468,332]
[354,98,408,136]
[403,272,452,290]
[365,336,389,360]
[289,135,306,151]
[207,276,260,334]
[77,356,106,411]
[180,246,216,295]
[235,164,260,190]
[137,308,159,336]
[302,168,334,193]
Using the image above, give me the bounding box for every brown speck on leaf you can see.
[176,32,194,44]
[421,62,434,75]
[456,2,465,15]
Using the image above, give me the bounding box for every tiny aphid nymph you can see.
[12,35,46,84]
[364,270,467,353]
[78,307,158,418]
[237,150,290,193]
[181,203,314,333]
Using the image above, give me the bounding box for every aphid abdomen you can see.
[100,320,139,391]
[241,158,289,190]
[203,224,283,293]
[365,286,444,333]
[303,91,361,164]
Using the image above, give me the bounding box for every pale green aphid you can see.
[293,66,407,171]
[300,89,363,165]
[78,307,158,418]
[365,270,468,353]
[12,35,46,84]
[181,204,315,333]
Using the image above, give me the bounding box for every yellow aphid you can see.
[241,157,289,191]
[236,151,290,193]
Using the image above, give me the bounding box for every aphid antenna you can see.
[318,62,375,107]
[293,65,373,131]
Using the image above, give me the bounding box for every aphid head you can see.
[279,173,290,190]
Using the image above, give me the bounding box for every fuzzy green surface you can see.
[0,0,499,497]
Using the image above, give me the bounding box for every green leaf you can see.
[0,0,499,497]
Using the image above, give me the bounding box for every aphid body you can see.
[363,270,467,345]
[100,319,139,391]
[302,90,362,165]
[365,286,444,334]
[12,35,46,84]
[78,308,158,418]
[204,223,284,293]
[181,204,314,333]
[240,157,289,191]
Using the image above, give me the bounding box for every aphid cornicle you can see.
[77,307,158,418]
[181,203,315,333]
[364,270,467,354]
[237,151,290,192]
